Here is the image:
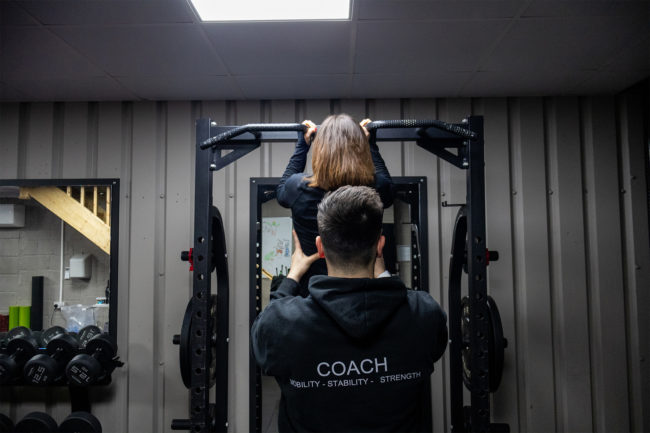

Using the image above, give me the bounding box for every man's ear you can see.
[316,236,325,258]
[376,235,386,258]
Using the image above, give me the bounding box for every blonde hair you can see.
[307,114,375,190]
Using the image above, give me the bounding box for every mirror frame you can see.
[248,176,429,433]
[0,178,120,340]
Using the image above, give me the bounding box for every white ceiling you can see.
[1,0,648,101]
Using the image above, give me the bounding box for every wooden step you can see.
[20,186,111,254]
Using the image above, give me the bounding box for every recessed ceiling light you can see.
[190,0,351,22]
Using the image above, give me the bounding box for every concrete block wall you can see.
[0,199,109,330]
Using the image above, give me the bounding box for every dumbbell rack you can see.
[174,116,506,432]
[0,325,123,432]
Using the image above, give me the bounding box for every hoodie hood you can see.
[308,275,408,339]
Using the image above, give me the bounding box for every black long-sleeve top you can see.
[276,134,395,296]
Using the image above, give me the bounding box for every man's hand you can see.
[302,120,317,143]
[287,230,320,283]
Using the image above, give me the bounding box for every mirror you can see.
[0,179,119,340]
[249,177,428,433]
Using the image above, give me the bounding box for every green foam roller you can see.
[8,306,19,330]
[18,306,31,328]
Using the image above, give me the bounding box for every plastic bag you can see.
[60,304,95,332]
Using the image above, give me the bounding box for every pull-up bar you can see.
[200,119,476,149]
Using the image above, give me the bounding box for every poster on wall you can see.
[261,217,292,278]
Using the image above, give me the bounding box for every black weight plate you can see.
[0,356,18,384]
[85,335,116,359]
[179,300,192,388]
[78,326,102,348]
[24,354,58,385]
[66,354,103,386]
[460,297,471,390]
[42,326,66,346]
[209,294,217,388]
[47,334,79,355]
[487,295,505,392]
[7,337,38,359]
[7,326,31,340]
[15,411,58,432]
[0,413,13,432]
[59,411,102,432]
[460,295,506,393]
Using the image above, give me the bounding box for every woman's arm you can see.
[276,121,316,207]
[360,119,395,208]
[369,138,395,209]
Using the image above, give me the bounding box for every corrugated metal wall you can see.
[0,88,648,433]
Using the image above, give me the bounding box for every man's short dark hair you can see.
[317,185,383,269]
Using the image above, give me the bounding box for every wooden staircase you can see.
[20,186,111,254]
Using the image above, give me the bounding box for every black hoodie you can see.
[251,275,448,433]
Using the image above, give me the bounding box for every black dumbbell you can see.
[0,327,38,385]
[24,332,79,385]
[78,325,102,347]
[41,326,67,345]
[15,412,58,432]
[66,333,119,386]
[0,413,14,433]
[59,411,102,433]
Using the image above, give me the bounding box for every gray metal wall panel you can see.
[618,89,650,433]
[61,102,89,178]
[0,103,20,179]
[582,97,630,432]
[162,101,193,430]
[127,102,159,432]
[509,98,556,432]
[545,96,592,433]
[0,91,648,433]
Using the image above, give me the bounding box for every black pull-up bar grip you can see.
[201,123,307,149]
[365,119,477,140]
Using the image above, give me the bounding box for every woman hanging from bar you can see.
[276,113,395,296]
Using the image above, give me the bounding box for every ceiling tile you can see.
[0,82,30,101]
[235,75,350,99]
[52,24,227,76]
[8,76,137,101]
[522,1,649,18]
[18,0,196,25]
[461,70,591,96]
[1,1,40,26]
[351,72,472,98]
[203,22,352,75]
[117,75,243,100]
[600,33,650,72]
[576,70,650,95]
[358,0,523,20]
[1,27,105,81]
[355,20,506,73]
[483,15,649,72]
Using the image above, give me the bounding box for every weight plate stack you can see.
[460,295,507,393]
[59,411,102,433]
[15,411,58,432]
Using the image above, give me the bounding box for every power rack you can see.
[171,116,508,433]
